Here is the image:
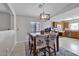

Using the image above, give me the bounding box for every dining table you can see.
[28,31,59,56]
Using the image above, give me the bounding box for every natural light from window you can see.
[70,23,79,31]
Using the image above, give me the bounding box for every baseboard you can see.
[16,40,28,44]
[8,40,28,56]
[8,42,17,56]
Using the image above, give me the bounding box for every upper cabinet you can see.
[52,21,69,30]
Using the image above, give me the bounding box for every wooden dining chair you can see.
[45,31,58,56]
[35,35,47,56]
[27,31,58,56]
[28,33,46,56]
[27,33,34,55]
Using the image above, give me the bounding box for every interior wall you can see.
[0,13,16,56]
[16,15,39,43]
[0,30,15,56]
[0,4,16,56]
[0,12,11,31]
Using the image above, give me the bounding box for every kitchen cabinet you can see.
[63,31,79,39]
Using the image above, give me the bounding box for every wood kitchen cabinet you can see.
[71,31,79,39]
[52,21,69,29]
[52,21,79,39]
[63,31,79,39]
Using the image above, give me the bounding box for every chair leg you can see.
[30,47,32,55]
[46,46,51,56]
[38,48,46,56]
[43,48,46,56]
[54,44,56,55]
[48,46,51,56]
[29,45,33,55]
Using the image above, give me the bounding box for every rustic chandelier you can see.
[39,3,50,21]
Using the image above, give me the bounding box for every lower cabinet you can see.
[63,31,79,39]
[71,31,79,39]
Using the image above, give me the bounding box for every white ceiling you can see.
[10,3,68,17]
[11,3,79,18]
[0,3,10,13]
[51,5,79,22]
[1,3,79,21]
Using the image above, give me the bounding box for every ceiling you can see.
[11,3,79,18]
[51,4,79,22]
[1,3,79,21]
[0,3,10,13]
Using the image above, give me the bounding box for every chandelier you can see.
[39,3,50,21]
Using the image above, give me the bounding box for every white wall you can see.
[16,15,52,43]
[0,4,16,56]
[16,15,39,43]
[0,30,15,56]
[0,13,11,31]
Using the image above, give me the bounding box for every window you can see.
[30,21,52,32]
[70,23,79,31]
[31,22,41,32]
[57,24,63,31]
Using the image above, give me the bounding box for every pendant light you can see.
[39,3,50,21]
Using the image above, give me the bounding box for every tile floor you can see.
[59,37,79,55]
[11,37,79,56]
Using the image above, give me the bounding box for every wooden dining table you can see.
[29,32,59,56]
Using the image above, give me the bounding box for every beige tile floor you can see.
[59,37,79,55]
[11,42,26,56]
[11,37,79,56]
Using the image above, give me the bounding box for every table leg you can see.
[33,37,37,56]
[57,35,59,51]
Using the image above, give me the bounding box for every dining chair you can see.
[28,33,34,55]
[35,35,47,56]
[45,31,58,56]
[28,33,46,56]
